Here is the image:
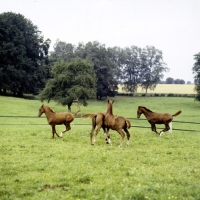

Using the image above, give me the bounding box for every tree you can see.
[166,77,174,84]
[140,46,168,96]
[49,41,119,100]
[119,46,141,95]
[39,58,96,111]
[174,79,185,84]
[192,53,200,101]
[0,12,50,96]
[49,40,75,64]
[180,79,185,84]
[75,41,118,100]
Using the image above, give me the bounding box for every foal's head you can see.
[108,99,114,104]
[38,104,45,117]
[137,106,143,118]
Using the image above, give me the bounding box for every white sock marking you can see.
[169,122,172,133]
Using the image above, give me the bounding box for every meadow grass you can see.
[0,96,200,200]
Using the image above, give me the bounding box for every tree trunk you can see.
[67,105,71,112]
[145,88,148,97]
[68,101,73,112]
[2,89,6,95]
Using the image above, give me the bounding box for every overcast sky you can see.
[1,0,200,83]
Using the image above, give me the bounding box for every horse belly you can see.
[105,118,115,128]
[149,118,163,124]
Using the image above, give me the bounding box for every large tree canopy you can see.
[50,41,119,100]
[39,58,96,111]
[118,46,168,96]
[119,46,141,95]
[76,41,118,100]
[140,46,168,96]
[48,40,169,99]
[0,12,50,96]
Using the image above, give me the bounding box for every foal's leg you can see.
[160,123,170,136]
[51,125,55,139]
[51,125,61,138]
[151,124,159,135]
[90,116,98,145]
[103,127,109,144]
[105,128,112,144]
[124,128,130,146]
[117,129,125,147]
[90,123,96,145]
[93,124,102,144]
[60,123,71,137]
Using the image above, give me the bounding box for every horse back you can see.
[54,112,74,124]
[92,113,105,127]
[105,115,128,130]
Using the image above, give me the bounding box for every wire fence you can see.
[0,116,199,132]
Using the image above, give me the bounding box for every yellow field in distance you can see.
[118,84,196,94]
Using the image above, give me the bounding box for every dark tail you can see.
[172,109,182,117]
[74,110,81,116]
[125,119,131,129]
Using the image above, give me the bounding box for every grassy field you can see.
[0,96,200,200]
[118,84,196,94]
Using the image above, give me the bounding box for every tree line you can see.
[162,77,189,84]
[0,12,200,109]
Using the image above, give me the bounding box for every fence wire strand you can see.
[0,116,199,132]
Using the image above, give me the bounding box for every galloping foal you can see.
[137,106,182,135]
[104,100,131,147]
[38,104,80,138]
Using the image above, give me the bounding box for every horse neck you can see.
[142,108,151,119]
[106,102,113,115]
[43,106,54,120]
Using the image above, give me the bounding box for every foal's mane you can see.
[140,106,153,113]
[45,105,55,113]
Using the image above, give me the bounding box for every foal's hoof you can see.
[159,131,163,136]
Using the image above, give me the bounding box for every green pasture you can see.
[0,96,200,200]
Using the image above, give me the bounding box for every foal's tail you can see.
[92,115,97,129]
[172,109,182,117]
[82,113,96,118]
[74,109,81,116]
[125,119,131,129]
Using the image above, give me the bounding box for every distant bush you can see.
[167,93,175,97]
